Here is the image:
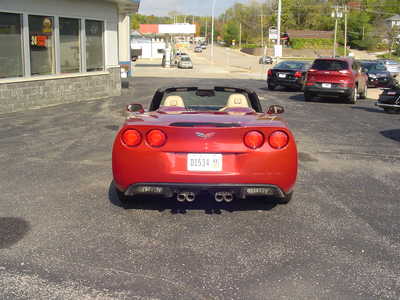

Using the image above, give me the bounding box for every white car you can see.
[178,56,193,69]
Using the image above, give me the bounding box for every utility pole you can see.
[205,18,208,41]
[277,0,281,48]
[239,23,242,49]
[331,5,343,57]
[344,5,348,56]
[260,15,264,47]
[211,0,216,62]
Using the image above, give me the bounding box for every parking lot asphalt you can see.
[1,76,400,299]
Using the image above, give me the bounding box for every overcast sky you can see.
[139,0,250,16]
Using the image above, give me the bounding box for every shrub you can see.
[290,38,333,49]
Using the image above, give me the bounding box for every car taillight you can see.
[146,129,167,147]
[122,129,142,147]
[294,71,302,78]
[269,131,289,149]
[244,131,264,149]
[267,69,272,76]
[339,70,350,74]
[308,68,317,73]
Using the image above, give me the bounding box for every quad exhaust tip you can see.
[177,192,196,202]
[215,192,233,203]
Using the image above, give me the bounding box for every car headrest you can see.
[163,95,185,107]
[226,93,249,108]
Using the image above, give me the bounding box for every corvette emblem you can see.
[195,132,215,139]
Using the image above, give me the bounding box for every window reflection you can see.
[29,15,55,75]
[60,18,80,73]
[0,12,23,78]
[85,20,104,72]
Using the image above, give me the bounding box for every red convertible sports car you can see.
[112,86,298,204]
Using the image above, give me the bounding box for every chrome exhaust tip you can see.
[186,192,195,202]
[177,193,186,202]
[224,193,233,202]
[215,192,224,202]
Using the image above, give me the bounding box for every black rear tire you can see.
[347,87,357,104]
[277,191,293,204]
[359,84,367,99]
[267,82,276,91]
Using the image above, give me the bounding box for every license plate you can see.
[187,154,222,172]
[322,83,332,88]
[278,73,286,78]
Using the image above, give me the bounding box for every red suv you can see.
[304,58,368,103]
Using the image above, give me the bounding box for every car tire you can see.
[359,84,367,99]
[347,87,357,104]
[277,191,293,204]
[267,82,276,91]
[304,92,313,102]
[116,188,129,205]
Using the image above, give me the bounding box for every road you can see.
[1,57,400,299]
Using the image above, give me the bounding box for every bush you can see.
[290,38,333,49]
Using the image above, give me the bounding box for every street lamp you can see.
[331,5,343,57]
[211,0,216,62]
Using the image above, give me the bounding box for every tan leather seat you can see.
[163,95,185,107]
[220,93,249,111]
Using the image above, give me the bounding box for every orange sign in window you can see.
[31,35,47,47]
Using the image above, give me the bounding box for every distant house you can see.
[385,15,400,28]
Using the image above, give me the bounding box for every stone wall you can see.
[0,66,121,114]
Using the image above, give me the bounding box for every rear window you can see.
[312,59,348,71]
[275,61,308,70]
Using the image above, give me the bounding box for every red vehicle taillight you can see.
[267,69,272,76]
[122,129,142,147]
[244,131,265,149]
[146,129,167,147]
[294,71,302,78]
[269,131,289,149]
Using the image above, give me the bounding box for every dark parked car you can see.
[304,58,368,104]
[360,61,393,88]
[376,59,400,77]
[375,78,400,113]
[267,60,312,91]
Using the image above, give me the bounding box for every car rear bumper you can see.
[375,102,400,109]
[268,78,303,88]
[304,86,352,96]
[120,182,287,199]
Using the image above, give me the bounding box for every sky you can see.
[138,0,250,17]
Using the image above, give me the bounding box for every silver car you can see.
[377,59,400,77]
[178,56,193,69]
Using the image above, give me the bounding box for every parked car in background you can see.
[375,77,400,113]
[267,60,312,91]
[259,56,273,64]
[201,43,207,49]
[194,46,202,53]
[304,58,368,104]
[178,56,193,69]
[360,61,393,88]
[376,59,400,78]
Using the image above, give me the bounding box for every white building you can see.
[0,0,140,114]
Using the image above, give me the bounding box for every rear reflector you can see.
[244,131,264,149]
[146,129,167,147]
[305,82,315,86]
[122,129,142,147]
[267,69,272,76]
[269,131,289,149]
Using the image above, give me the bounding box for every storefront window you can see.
[85,20,104,72]
[29,15,55,75]
[60,18,80,73]
[0,12,23,78]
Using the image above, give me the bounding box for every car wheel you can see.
[267,82,276,91]
[277,191,293,204]
[347,87,357,104]
[304,92,313,102]
[359,84,367,99]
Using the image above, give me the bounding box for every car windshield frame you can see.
[149,87,263,112]
[274,61,308,70]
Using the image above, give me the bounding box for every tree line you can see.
[132,0,400,53]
